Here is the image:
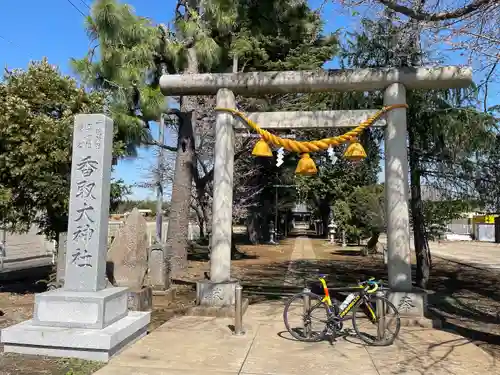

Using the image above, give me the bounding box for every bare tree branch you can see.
[144,140,178,152]
[376,0,497,21]
[483,58,500,112]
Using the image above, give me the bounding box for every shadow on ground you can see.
[238,254,500,359]
[188,235,259,262]
[0,268,51,294]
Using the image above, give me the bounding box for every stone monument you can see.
[107,208,152,311]
[0,114,150,362]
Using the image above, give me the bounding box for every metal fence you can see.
[446,223,473,235]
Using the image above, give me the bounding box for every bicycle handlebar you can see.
[319,275,382,294]
[359,278,380,293]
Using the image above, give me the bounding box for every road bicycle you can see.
[283,276,401,346]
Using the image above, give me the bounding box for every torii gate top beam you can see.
[160,66,472,96]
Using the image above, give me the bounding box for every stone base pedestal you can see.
[127,287,153,311]
[187,298,250,318]
[1,311,150,362]
[192,280,247,317]
[152,287,176,299]
[196,279,238,306]
[33,287,129,329]
[1,286,151,362]
[387,288,436,328]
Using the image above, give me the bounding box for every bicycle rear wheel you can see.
[352,295,400,346]
[283,292,329,342]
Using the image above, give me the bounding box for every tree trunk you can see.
[409,127,431,289]
[319,202,330,238]
[165,47,198,278]
[200,201,210,238]
[366,232,380,250]
[193,204,205,239]
[198,218,205,239]
[408,0,431,289]
[195,186,210,240]
[246,212,260,244]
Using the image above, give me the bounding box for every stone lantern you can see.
[328,220,337,244]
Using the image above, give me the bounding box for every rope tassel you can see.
[295,153,317,175]
[344,138,367,162]
[252,137,273,157]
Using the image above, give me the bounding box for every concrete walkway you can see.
[94,301,499,375]
[379,234,500,271]
[431,242,500,270]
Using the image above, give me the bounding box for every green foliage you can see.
[293,124,382,235]
[72,0,229,127]
[222,1,339,233]
[58,358,104,375]
[211,0,338,72]
[330,184,384,242]
[349,184,385,237]
[110,179,132,212]
[421,200,476,240]
[72,0,166,155]
[332,200,352,229]
[0,60,130,239]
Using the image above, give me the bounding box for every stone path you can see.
[94,301,499,375]
[283,236,317,286]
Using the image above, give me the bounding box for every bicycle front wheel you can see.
[351,295,401,346]
[283,292,329,342]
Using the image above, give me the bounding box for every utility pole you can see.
[275,187,278,235]
[0,225,6,271]
[155,114,165,244]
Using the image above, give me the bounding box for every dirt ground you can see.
[1,237,499,374]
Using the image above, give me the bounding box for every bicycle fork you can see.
[362,297,386,340]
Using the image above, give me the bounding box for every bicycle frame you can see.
[318,276,378,322]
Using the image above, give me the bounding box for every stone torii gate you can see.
[160,67,472,318]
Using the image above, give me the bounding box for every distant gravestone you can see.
[107,208,149,289]
[56,232,67,285]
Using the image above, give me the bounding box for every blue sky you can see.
[1,0,498,200]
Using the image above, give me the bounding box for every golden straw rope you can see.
[215,104,408,153]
